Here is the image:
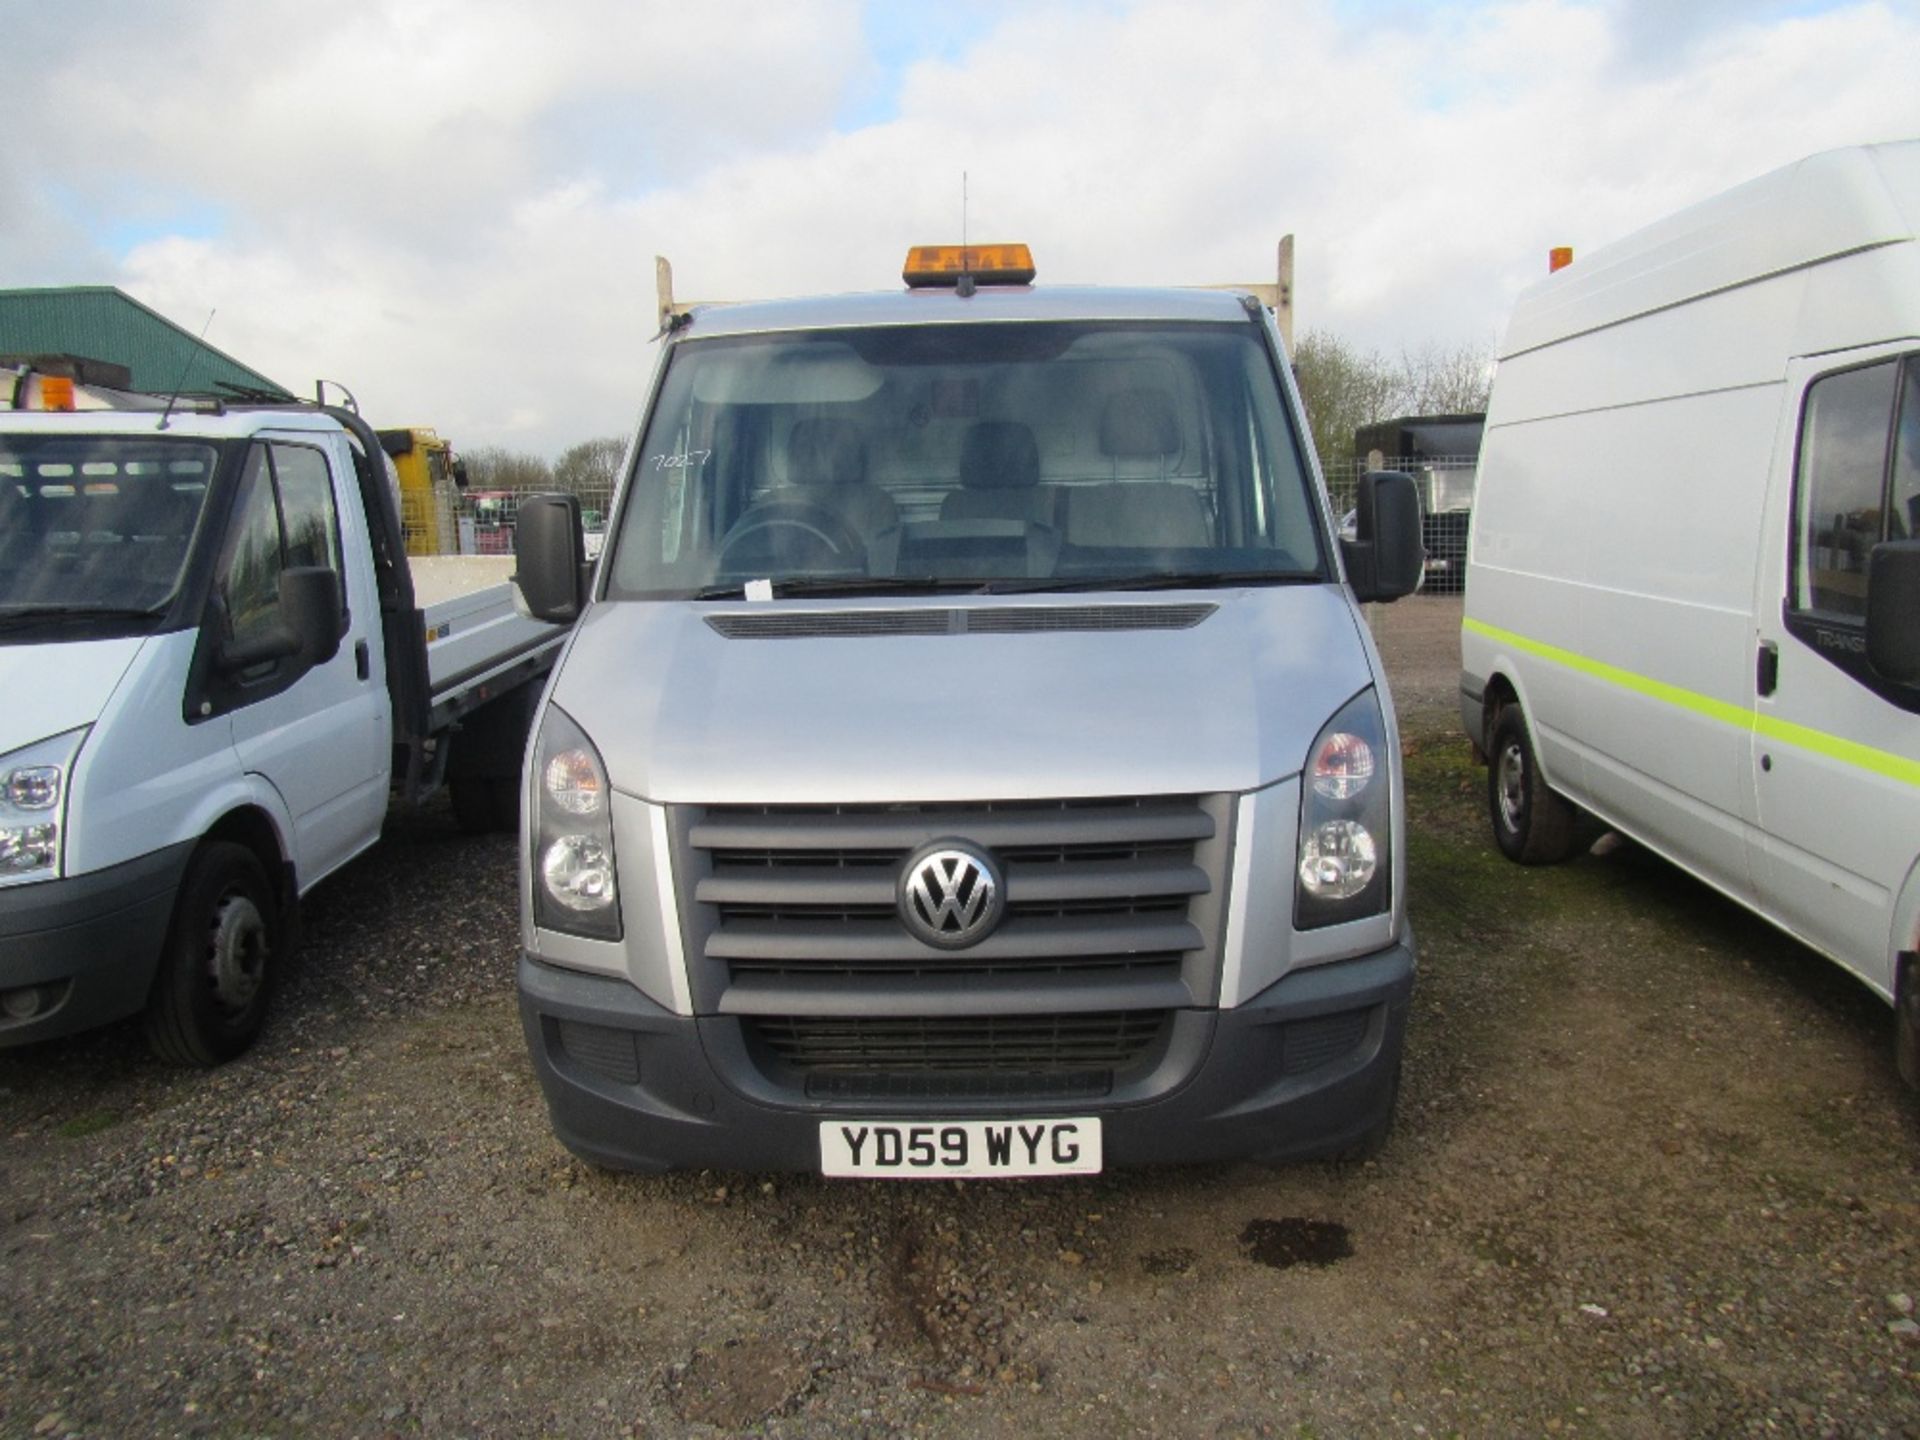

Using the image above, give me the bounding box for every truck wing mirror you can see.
[214,567,342,673]
[514,493,589,624]
[1867,540,1920,684]
[1340,470,1425,603]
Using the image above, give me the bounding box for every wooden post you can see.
[1276,235,1295,354]
[655,256,675,334]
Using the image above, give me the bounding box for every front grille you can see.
[680,795,1226,1100]
[750,1010,1168,1073]
[689,797,1216,985]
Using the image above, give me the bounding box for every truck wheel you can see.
[450,775,520,834]
[486,775,521,833]
[145,842,282,1067]
[1488,705,1582,864]
[450,775,493,835]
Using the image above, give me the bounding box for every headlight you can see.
[1295,691,1391,929]
[0,728,88,887]
[530,705,621,940]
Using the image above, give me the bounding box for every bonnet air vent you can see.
[706,603,1216,640]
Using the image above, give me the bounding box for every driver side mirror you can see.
[1340,470,1424,603]
[215,567,342,673]
[514,493,589,624]
[1868,540,1920,684]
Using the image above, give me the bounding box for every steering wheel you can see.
[716,501,867,575]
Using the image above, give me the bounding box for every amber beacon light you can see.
[903,244,1037,288]
[1549,246,1575,273]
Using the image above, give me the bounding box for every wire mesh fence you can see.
[1319,455,1478,595]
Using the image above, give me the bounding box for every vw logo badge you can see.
[899,841,1005,950]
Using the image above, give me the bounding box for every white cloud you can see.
[9,0,1920,456]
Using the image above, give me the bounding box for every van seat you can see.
[941,420,1061,527]
[1064,390,1211,548]
[785,418,898,539]
[1065,484,1212,549]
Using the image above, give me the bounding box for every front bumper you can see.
[0,841,195,1047]
[518,937,1415,1174]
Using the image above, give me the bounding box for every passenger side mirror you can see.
[1341,470,1424,603]
[514,493,589,624]
[214,567,342,673]
[1867,540,1920,684]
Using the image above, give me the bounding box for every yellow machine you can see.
[377,426,465,556]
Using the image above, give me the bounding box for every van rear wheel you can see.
[1489,706,1582,865]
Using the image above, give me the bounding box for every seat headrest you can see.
[787,418,867,486]
[959,420,1040,490]
[1099,390,1180,458]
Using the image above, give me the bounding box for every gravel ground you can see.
[4,595,1918,1438]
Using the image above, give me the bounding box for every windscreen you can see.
[606,321,1326,598]
[0,437,220,616]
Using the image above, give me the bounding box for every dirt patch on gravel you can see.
[4,596,1918,1438]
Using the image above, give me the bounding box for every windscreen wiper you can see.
[0,604,168,631]
[693,576,978,601]
[977,570,1322,595]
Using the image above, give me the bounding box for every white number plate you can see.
[819,1118,1102,1178]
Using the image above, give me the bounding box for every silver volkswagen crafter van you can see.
[510,246,1424,1177]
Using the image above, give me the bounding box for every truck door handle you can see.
[355,640,371,681]
[1756,640,1778,697]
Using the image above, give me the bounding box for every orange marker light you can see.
[40,376,76,411]
[1549,246,1574,273]
[903,244,1036,288]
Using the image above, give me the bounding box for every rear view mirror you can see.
[214,566,342,672]
[279,567,344,667]
[1867,540,1920,684]
[514,493,589,624]
[1340,470,1425,603]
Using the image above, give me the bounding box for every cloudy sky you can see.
[8,0,1920,458]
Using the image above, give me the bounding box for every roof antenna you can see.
[957,172,976,298]
[157,308,215,432]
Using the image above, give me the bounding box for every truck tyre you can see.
[1488,705,1582,865]
[450,775,493,835]
[486,775,521,833]
[144,841,283,1067]
[450,774,520,834]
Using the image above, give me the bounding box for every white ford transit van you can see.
[510,245,1426,1176]
[1460,142,1920,1082]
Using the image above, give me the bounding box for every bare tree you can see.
[552,437,626,502]
[1292,329,1494,475]
[461,445,553,493]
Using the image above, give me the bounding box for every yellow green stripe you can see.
[1462,616,1920,788]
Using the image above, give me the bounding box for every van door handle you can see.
[355,640,371,681]
[1756,640,1778,697]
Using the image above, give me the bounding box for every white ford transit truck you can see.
[508,245,1426,1177]
[0,361,570,1064]
[1460,142,1920,1084]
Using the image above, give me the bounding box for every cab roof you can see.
[675,284,1263,340]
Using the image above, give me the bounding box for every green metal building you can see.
[0,286,292,399]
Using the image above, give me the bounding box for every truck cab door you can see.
[1749,346,1920,999]
[203,436,391,886]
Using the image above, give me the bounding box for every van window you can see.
[1793,358,1903,619]
[0,437,217,624]
[606,321,1324,598]
[217,442,346,654]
